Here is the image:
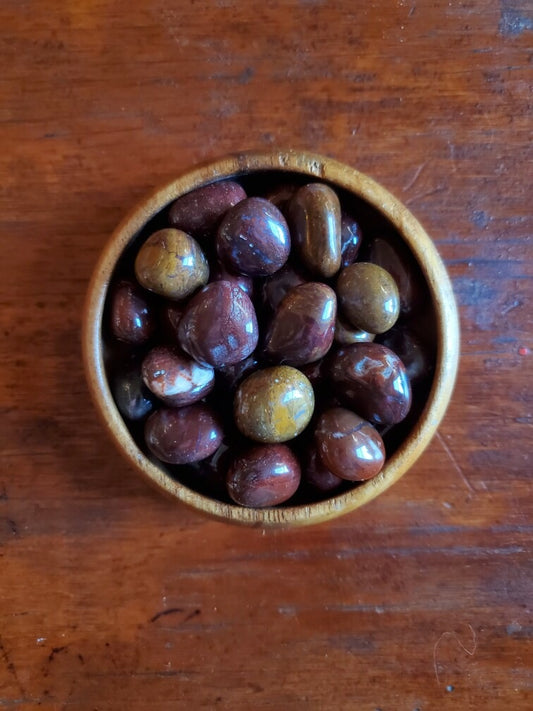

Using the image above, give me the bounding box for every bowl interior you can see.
[83,151,459,527]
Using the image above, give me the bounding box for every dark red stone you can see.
[145,405,223,464]
[109,280,155,344]
[260,263,306,313]
[160,302,184,341]
[314,407,385,481]
[328,343,412,425]
[177,281,258,368]
[305,446,344,492]
[340,213,363,267]
[169,180,246,237]
[142,345,215,406]
[226,444,301,507]
[216,197,290,277]
[264,282,336,366]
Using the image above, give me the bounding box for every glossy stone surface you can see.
[112,364,155,420]
[226,444,301,507]
[217,197,290,277]
[288,183,342,277]
[378,326,433,383]
[168,180,246,237]
[142,345,215,406]
[337,262,400,334]
[315,407,385,481]
[178,280,258,367]
[234,365,314,443]
[328,343,412,425]
[135,228,209,300]
[340,213,363,267]
[109,280,155,344]
[305,446,344,492]
[210,260,254,297]
[264,282,336,366]
[260,263,306,313]
[366,235,423,315]
[145,404,223,464]
[334,316,375,346]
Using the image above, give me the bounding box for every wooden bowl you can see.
[82,150,459,527]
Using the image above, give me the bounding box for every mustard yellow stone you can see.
[135,228,209,300]
[234,365,314,443]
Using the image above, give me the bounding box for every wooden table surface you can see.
[1,1,532,709]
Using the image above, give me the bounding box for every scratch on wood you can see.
[150,608,184,623]
[404,185,446,205]
[433,623,477,685]
[403,161,427,192]
[436,432,475,493]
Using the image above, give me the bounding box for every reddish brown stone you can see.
[264,282,336,366]
[109,280,155,344]
[142,345,215,406]
[145,405,223,465]
[314,408,385,481]
[328,343,412,425]
[226,444,301,507]
[169,180,246,237]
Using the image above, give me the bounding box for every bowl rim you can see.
[82,149,460,527]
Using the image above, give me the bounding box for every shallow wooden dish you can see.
[82,150,460,527]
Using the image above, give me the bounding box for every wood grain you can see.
[1,0,532,708]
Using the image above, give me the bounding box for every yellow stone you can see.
[234,365,314,443]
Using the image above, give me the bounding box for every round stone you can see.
[217,197,290,277]
[109,280,155,344]
[226,444,301,507]
[337,262,400,334]
[145,405,223,465]
[135,228,209,300]
[234,365,314,443]
[141,346,215,406]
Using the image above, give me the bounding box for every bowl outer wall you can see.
[82,150,460,527]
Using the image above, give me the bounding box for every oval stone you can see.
[142,345,215,406]
[288,183,342,277]
[217,197,290,277]
[328,343,412,425]
[109,280,155,344]
[337,262,400,334]
[340,213,363,267]
[226,444,301,507]
[168,180,246,237]
[135,228,209,300]
[315,408,385,481]
[145,404,223,464]
[234,365,314,443]
[178,281,258,368]
[264,282,336,366]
